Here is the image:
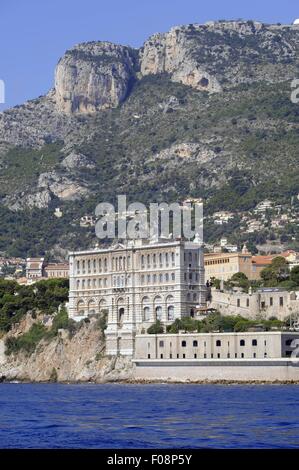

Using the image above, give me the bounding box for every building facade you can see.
[209,287,299,321]
[135,331,299,360]
[204,252,252,281]
[68,239,206,356]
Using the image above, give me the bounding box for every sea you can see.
[0,383,298,448]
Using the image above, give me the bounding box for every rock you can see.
[54,42,137,114]
[61,151,95,170]
[38,171,90,201]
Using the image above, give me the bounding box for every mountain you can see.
[0,20,299,257]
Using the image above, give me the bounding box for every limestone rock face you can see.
[54,42,137,114]
[139,21,299,91]
[139,27,222,93]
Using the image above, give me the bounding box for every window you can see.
[237,299,240,307]
[286,339,293,346]
[240,339,245,347]
[172,252,175,264]
[217,353,220,358]
[193,340,198,347]
[204,353,207,359]
[141,275,145,285]
[227,353,230,358]
[147,255,150,266]
[148,354,151,359]
[241,353,244,358]
[167,306,174,321]
[246,299,249,307]
[159,341,164,348]
[216,340,221,347]
[141,255,145,266]
[156,306,162,321]
[160,354,163,359]
[182,354,186,359]
[165,273,169,282]
[264,352,267,358]
[194,354,197,359]
[270,297,273,306]
[143,307,150,321]
[170,353,172,359]
[171,273,175,281]
[280,297,284,307]
[182,341,187,347]
[252,339,257,346]
[253,353,256,358]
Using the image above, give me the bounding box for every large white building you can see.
[68,238,206,356]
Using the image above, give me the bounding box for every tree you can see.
[147,320,164,334]
[261,256,289,286]
[290,266,299,286]
[230,272,250,290]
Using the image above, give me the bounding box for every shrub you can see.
[147,320,164,334]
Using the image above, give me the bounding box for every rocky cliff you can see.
[0,20,298,255]
[0,313,133,383]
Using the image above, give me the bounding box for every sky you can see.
[0,0,299,111]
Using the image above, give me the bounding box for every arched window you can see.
[141,274,144,285]
[88,260,91,272]
[171,273,175,281]
[252,339,257,346]
[216,340,221,347]
[159,253,162,265]
[99,259,102,272]
[153,274,157,283]
[155,306,162,321]
[165,253,168,264]
[143,307,150,321]
[171,252,175,264]
[240,339,245,347]
[147,254,150,266]
[193,340,198,347]
[182,341,187,347]
[118,307,125,326]
[141,255,145,266]
[104,258,107,271]
[93,259,96,272]
[153,254,156,264]
[76,280,80,289]
[167,305,174,321]
[159,273,163,282]
[165,273,169,282]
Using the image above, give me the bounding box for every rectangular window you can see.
[246,299,249,307]
[160,354,163,359]
[237,299,240,307]
[270,297,273,306]
[280,297,284,307]
[194,354,197,359]
[147,354,151,359]
[159,341,164,348]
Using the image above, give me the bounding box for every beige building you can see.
[68,239,206,356]
[26,258,44,281]
[204,252,252,281]
[44,263,69,278]
[209,287,299,321]
[135,331,299,360]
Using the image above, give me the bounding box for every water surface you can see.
[0,383,298,448]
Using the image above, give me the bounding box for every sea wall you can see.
[132,359,299,382]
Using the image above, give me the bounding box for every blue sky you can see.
[0,0,298,111]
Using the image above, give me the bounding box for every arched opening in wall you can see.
[118,307,125,327]
[190,308,195,318]
[143,306,150,321]
[155,306,162,321]
[167,305,174,321]
[99,298,106,315]
[88,299,96,315]
[77,300,85,316]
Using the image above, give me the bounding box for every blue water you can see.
[0,383,299,448]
